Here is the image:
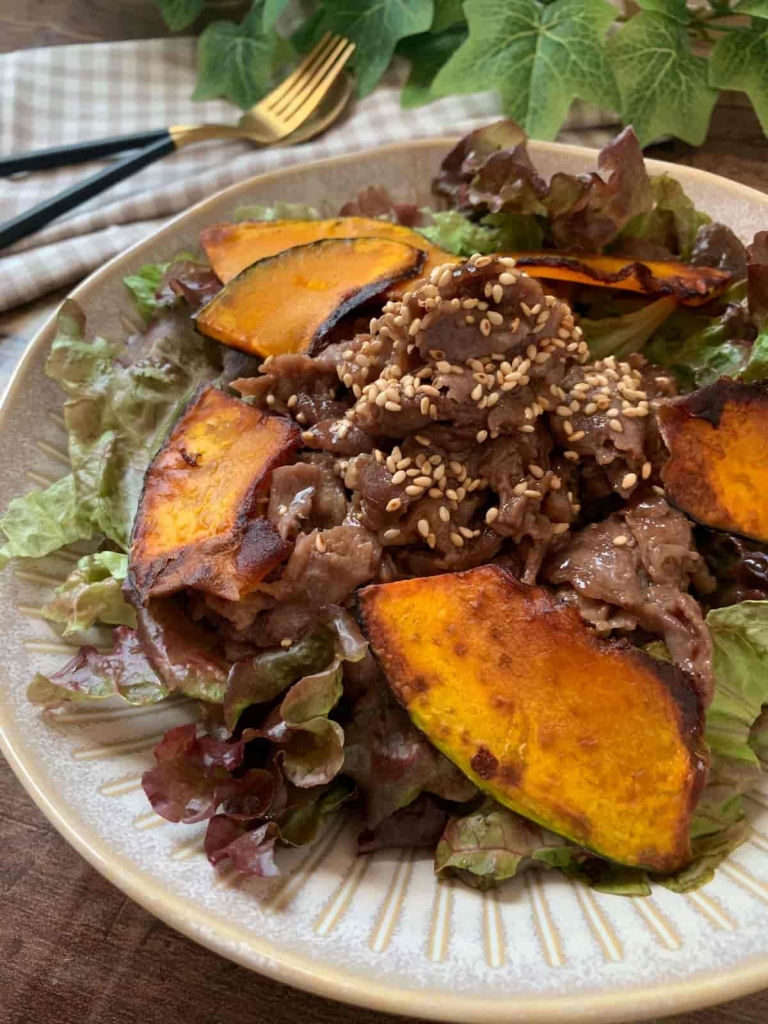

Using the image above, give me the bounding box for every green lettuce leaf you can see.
[616,173,710,260]
[418,210,543,257]
[581,296,677,361]
[742,331,768,383]
[705,601,768,763]
[435,800,575,890]
[8,299,223,558]
[644,304,751,391]
[0,474,92,569]
[41,551,136,635]
[123,262,171,320]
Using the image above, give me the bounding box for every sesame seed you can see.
[613,534,629,547]
[471,384,483,402]
[556,405,572,418]
[563,420,573,435]
[519,424,535,433]
[492,283,504,304]
[487,310,504,326]
[529,464,544,479]
[476,430,489,443]
[609,418,624,432]
[315,534,327,553]
[296,412,308,424]
[487,392,500,408]
[382,529,401,543]
[480,318,492,337]
[414,475,433,487]
[408,318,422,336]
[433,464,446,481]
[415,435,430,446]
[524,489,540,499]
[564,450,579,461]
[391,470,406,485]
[384,401,402,413]
[552,522,570,535]
[446,488,459,501]
[569,430,585,442]
[420,396,430,416]
[622,472,637,489]
[266,394,276,407]
[509,317,520,333]
[386,455,397,473]
[417,518,430,538]
[642,461,652,480]
[653,485,665,496]
[450,532,465,548]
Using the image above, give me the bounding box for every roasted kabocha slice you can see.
[200,216,457,299]
[506,252,731,305]
[358,565,708,872]
[195,237,426,358]
[130,385,299,602]
[658,378,768,543]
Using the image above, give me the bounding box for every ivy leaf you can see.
[432,0,467,32]
[260,0,290,31]
[635,0,690,23]
[192,16,292,110]
[155,0,204,32]
[399,26,468,108]
[432,0,620,140]
[319,0,435,97]
[607,11,718,145]
[734,0,768,16]
[710,23,768,134]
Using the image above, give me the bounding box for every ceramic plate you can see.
[2,138,768,1024]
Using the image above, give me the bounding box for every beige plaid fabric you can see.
[0,37,619,314]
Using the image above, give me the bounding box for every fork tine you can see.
[278,42,356,135]
[256,32,339,111]
[272,36,352,119]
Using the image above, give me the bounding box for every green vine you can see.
[153,0,768,146]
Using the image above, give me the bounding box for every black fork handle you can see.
[0,128,173,176]
[0,135,177,251]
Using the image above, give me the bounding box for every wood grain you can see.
[2,4,768,1023]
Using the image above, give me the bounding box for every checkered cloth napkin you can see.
[0,37,620,314]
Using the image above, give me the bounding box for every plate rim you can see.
[2,135,768,1024]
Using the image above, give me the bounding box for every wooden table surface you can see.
[3,4,768,1023]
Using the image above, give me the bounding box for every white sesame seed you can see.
[524,489,540,499]
[569,430,586,442]
[415,434,430,446]
[385,401,402,413]
[492,283,504,304]
[476,430,489,443]
[622,472,637,489]
[564,450,579,461]
[408,318,422,337]
[641,461,652,480]
[519,424,535,433]
[529,464,544,479]
[480,318,492,337]
[487,310,504,326]
[417,518,430,538]
[414,475,433,487]
[386,498,402,513]
[391,470,406,485]
[450,532,465,548]
[315,534,327,553]
[609,418,624,432]
[613,534,629,547]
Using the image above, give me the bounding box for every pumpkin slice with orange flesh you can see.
[358,565,708,872]
[195,237,426,358]
[506,252,731,306]
[658,378,768,543]
[200,217,458,300]
[130,385,299,603]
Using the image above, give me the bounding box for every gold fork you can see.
[0,34,355,250]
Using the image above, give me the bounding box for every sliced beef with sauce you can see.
[544,495,714,703]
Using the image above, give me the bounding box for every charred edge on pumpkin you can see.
[661,377,768,429]
[194,238,426,358]
[129,385,300,604]
[512,254,730,300]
